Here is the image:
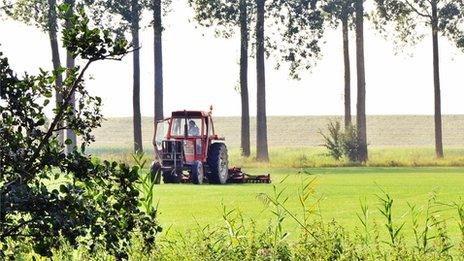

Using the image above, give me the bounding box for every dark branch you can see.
[405,0,432,19]
[0,218,38,239]
[26,59,93,177]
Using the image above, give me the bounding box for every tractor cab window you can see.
[155,119,169,150]
[171,118,184,136]
[170,117,203,137]
[187,118,202,137]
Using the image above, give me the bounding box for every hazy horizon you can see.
[103,114,464,118]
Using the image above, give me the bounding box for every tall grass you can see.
[9,177,464,260]
[147,179,464,260]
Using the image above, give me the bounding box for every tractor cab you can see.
[152,109,228,184]
[154,110,223,164]
[150,109,271,185]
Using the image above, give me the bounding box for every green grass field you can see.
[86,116,464,243]
[155,167,464,243]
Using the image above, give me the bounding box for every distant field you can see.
[86,115,464,168]
[89,115,464,151]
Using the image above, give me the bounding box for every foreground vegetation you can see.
[9,167,464,260]
[0,9,159,260]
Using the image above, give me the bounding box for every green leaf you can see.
[59,184,68,193]
[37,118,45,126]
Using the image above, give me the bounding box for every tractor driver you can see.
[188,120,200,136]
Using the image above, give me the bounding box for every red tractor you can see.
[150,109,270,184]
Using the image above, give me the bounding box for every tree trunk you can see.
[431,0,444,158]
[240,0,250,157]
[355,0,368,162]
[256,0,268,161]
[153,0,164,123]
[64,0,76,154]
[47,0,64,146]
[132,0,143,153]
[342,17,351,129]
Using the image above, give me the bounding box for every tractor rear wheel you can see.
[162,170,182,184]
[190,161,204,184]
[207,143,229,184]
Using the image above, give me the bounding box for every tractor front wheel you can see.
[207,143,229,184]
[162,170,182,184]
[190,161,204,184]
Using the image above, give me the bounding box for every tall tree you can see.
[131,0,143,153]
[7,0,66,145]
[255,0,268,161]
[152,0,164,123]
[322,0,355,128]
[94,0,148,153]
[189,0,252,157]
[49,0,65,146]
[355,0,368,162]
[239,0,251,157]
[191,1,325,160]
[65,0,77,154]
[6,1,105,152]
[373,0,464,158]
[258,0,325,159]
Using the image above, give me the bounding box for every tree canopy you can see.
[270,0,325,79]
[372,0,464,49]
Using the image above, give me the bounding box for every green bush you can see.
[342,124,362,162]
[319,121,344,160]
[320,121,363,162]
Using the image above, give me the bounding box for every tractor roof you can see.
[171,110,210,118]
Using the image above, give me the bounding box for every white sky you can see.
[1,1,464,117]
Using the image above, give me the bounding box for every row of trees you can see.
[2,0,464,161]
[189,0,464,161]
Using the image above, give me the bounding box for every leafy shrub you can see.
[342,124,362,162]
[0,6,159,259]
[320,121,363,162]
[319,121,344,160]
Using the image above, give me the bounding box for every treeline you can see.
[2,0,464,161]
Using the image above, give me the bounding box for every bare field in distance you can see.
[89,115,464,150]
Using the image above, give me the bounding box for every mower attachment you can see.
[168,167,271,184]
[227,167,271,184]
